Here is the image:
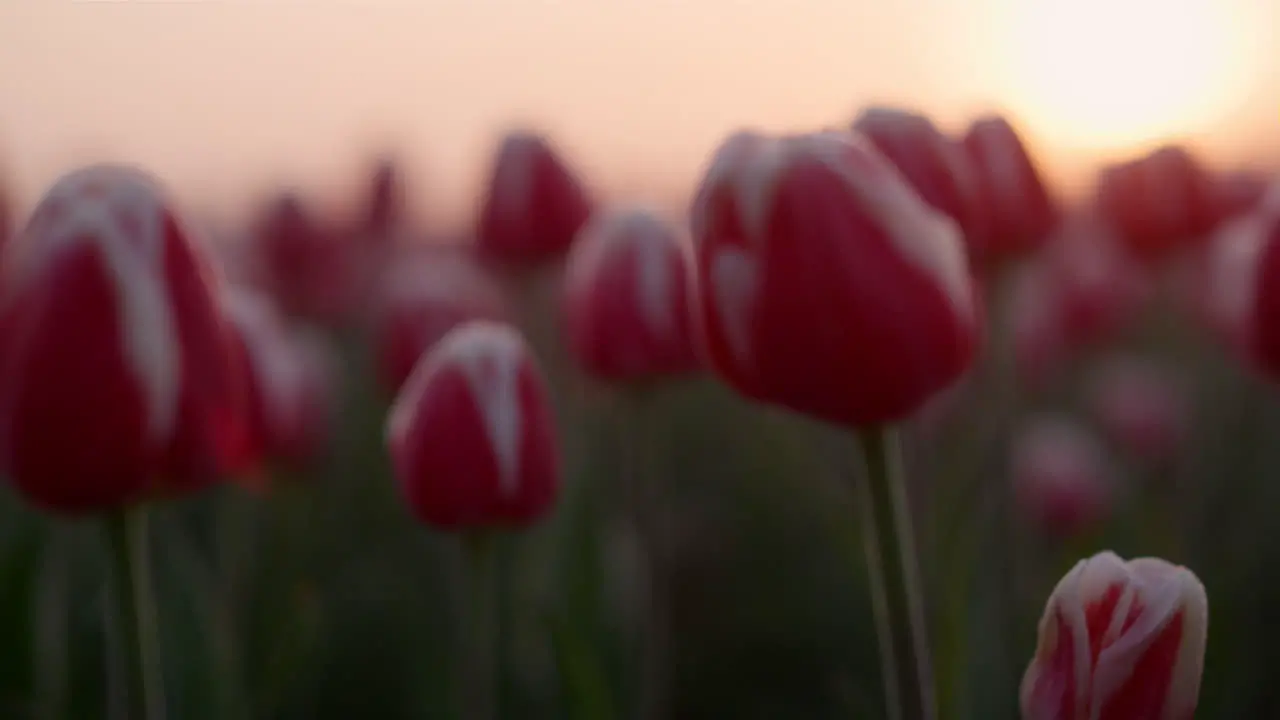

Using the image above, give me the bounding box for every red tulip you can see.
[475,131,593,264]
[370,248,509,393]
[852,108,982,243]
[1021,551,1208,720]
[222,287,336,477]
[0,164,244,513]
[254,191,356,324]
[364,156,404,240]
[961,115,1057,264]
[1086,356,1188,466]
[688,130,978,426]
[562,206,699,382]
[1096,146,1217,260]
[1208,170,1268,225]
[1246,206,1280,377]
[387,320,559,529]
[1011,415,1112,537]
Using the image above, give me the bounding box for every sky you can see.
[0,0,1276,231]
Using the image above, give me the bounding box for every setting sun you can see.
[1002,0,1256,154]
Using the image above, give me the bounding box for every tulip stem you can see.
[104,507,165,720]
[856,426,936,720]
[461,532,499,720]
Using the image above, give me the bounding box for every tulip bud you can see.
[1096,146,1217,260]
[562,206,699,382]
[364,155,403,239]
[386,320,559,529]
[1198,212,1268,357]
[475,131,593,264]
[370,248,508,393]
[961,115,1057,264]
[1021,551,1208,720]
[0,164,244,513]
[1086,356,1188,466]
[1011,415,1112,537]
[222,288,336,477]
[688,130,978,426]
[1208,170,1268,225]
[254,191,357,324]
[852,107,982,242]
[1246,206,1280,377]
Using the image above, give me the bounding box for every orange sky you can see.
[0,0,1276,232]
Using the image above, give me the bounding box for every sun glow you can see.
[1003,0,1254,154]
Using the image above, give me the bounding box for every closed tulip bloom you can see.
[371,248,509,393]
[1246,207,1280,377]
[962,115,1057,263]
[1197,213,1268,355]
[1011,415,1112,536]
[222,288,335,475]
[364,156,404,240]
[853,107,982,242]
[475,131,593,264]
[1208,170,1268,225]
[1086,356,1188,466]
[562,206,699,382]
[255,191,355,323]
[1096,146,1217,260]
[387,320,559,529]
[688,130,978,426]
[0,164,244,513]
[1021,551,1208,720]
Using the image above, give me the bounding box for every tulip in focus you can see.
[1096,146,1217,260]
[1086,356,1188,466]
[475,130,593,265]
[688,129,979,426]
[961,115,1057,264]
[562,206,700,382]
[370,248,509,393]
[1011,415,1112,537]
[0,164,243,513]
[852,107,982,242]
[1021,551,1208,720]
[222,287,335,477]
[386,320,559,529]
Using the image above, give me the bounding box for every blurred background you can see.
[1,0,1279,718]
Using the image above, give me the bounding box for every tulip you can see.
[370,247,509,394]
[1095,146,1217,260]
[475,130,593,265]
[222,287,336,478]
[1246,205,1280,378]
[1208,169,1268,225]
[689,130,977,427]
[254,191,356,324]
[562,205,699,383]
[0,163,247,720]
[1195,213,1268,356]
[1011,415,1113,537]
[363,155,404,240]
[1020,551,1208,720]
[852,107,983,244]
[1085,356,1188,467]
[961,115,1057,265]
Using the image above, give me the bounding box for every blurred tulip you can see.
[961,115,1057,264]
[387,320,559,529]
[370,247,509,394]
[853,107,983,242]
[1020,551,1208,720]
[1208,169,1268,224]
[364,155,404,240]
[1193,213,1267,359]
[1011,415,1112,537]
[222,287,335,477]
[254,191,357,324]
[1246,205,1280,378]
[1086,356,1188,466]
[475,131,593,264]
[0,164,244,513]
[562,206,700,382]
[1096,146,1217,260]
[688,130,978,426]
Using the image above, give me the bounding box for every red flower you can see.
[1021,552,1208,720]
[370,247,509,394]
[961,115,1057,264]
[688,130,978,427]
[562,206,700,382]
[853,107,983,245]
[1085,355,1188,467]
[254,192,357,324]
[1011,415,1113,537]
[475,131,593,264]
[387,321,559,529]
[0,164,244,513]
[1095,146,1217,260]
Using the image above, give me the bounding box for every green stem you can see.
[855,426,936,720]
[461,533,499,720]
[104,508,165,720]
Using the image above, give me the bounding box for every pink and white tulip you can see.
[1011,415,1113,537]
[961,115,1057,265]
[1086,356,1188,466]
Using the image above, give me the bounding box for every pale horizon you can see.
[1,0,1277,233]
